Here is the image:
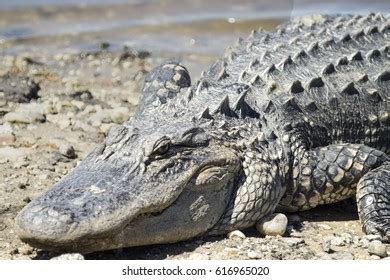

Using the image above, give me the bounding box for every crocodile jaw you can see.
[17,179,235,253]
[15,142,240,253]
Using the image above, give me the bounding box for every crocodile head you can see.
[15,115,243,253]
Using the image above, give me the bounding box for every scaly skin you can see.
[15,13,390,253]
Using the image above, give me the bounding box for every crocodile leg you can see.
[278,143,389,239]
[357,163,390,241]
[279,144,389,211]
[136,62,191,114]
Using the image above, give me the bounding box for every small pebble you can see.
[331,252,354,260]
[17,182,26,189]
[187,253,210,260]
[100,123,114,134]
[359,238,370,248]
[256,213,288,236]
[284,238,305,247]
[365,234,382,241]
[10,248,19,255]
[51,253,85,260]
[59,143,77,159]
[227,230,246,240]
[368,240,388,258]
[224,247,240,257]
[0,222,7,231]
[4,104,45,124]
[19,245,33,255]
[110,107,130,124]
[317,223,332,230]
[13,158,29,169]
[0,123,16,144]
[38,174,50,180]
[322,238,334,253]
[247,250,261,259]
[289,229,303,238]
[330,236,345,246]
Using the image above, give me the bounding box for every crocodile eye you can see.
[153,140,170,155]
[156,143,169,154]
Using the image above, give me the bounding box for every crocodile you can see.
[15,13,390,253]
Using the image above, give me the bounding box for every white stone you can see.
[227,230,246,240]
[110,107,130,124]
[59,143,76,158]
[51,253,85,260]
[256,213,288,236]
[247,250,261,259]
[368,240,388,258]
[187,253,210,260]
[317,223,332,230]
[4,103,45,124]
[0,123,13,134]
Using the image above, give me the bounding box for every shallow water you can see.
[0,0,389,57]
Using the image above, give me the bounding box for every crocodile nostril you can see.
[16,203,75,238]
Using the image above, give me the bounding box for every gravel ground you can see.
[0,45,389,260]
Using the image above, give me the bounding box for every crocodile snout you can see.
[15,203,76,246]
